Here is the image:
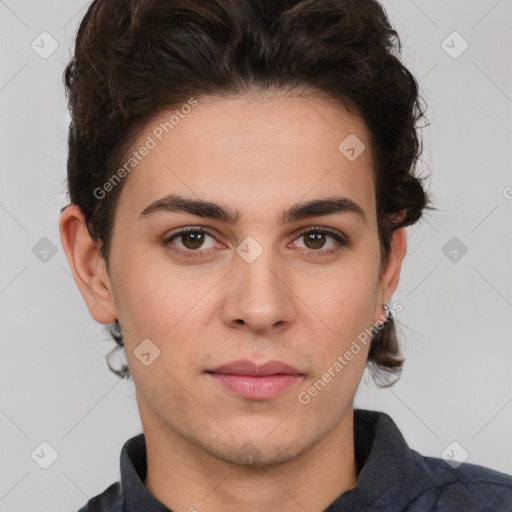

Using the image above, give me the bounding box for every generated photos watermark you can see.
[297,300,403,405]
[93,98,198,200]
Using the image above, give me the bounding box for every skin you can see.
[60,91,407,512]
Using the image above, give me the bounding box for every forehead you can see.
[115,93,376,224]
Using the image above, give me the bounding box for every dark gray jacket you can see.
[78,409,512,511]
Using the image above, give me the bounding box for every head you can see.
[60,0,433,466]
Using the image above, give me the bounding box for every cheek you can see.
[109,253,225,387]
[302,258,379,335]
[110,249,213,336]
[295,259,379,382]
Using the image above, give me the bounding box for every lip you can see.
[208,360,302,376]
[205,360,304,400]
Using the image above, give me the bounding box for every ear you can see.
[59,205,117,324]
[373,227,407,324]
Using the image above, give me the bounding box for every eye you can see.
[163,227,220,257]
[291,228,348,256]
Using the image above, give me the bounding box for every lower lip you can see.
[207,373,303,400]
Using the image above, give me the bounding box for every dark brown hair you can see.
[63,0,434,386]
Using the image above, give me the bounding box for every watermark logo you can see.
[32,237,58,263]
[441,441,469,469]
[31,441,59,469]
[31,32,58,59]
[442,236,468,263]
[441,31,469,60]
[338,134,366,162]
[236,236,264,264]
[134,338,161,366]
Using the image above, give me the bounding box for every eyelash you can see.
[162,226,349,259]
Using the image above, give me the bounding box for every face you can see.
[69,92,405,466]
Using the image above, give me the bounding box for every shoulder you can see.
[76,481,122,512]
[409,453,512,511]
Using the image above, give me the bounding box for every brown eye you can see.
[181,231,206,250]
[164,228,218,256]
[303,232,327,250]
[292,228,349,257]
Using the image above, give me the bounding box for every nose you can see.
[222,246,296,334]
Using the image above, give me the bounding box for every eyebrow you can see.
[138,194,367,225]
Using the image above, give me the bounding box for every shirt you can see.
[77,408,512,511]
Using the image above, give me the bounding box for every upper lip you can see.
[207,360,302,376]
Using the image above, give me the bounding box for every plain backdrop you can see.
[0,1,511,510]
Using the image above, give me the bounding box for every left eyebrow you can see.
[138,194,367,225]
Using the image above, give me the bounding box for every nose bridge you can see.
[224,237,295,331]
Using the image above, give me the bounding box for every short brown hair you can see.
[63,0,434,386]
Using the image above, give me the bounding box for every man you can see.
[59,0,512,510]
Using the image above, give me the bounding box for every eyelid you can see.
[294,225,348,242]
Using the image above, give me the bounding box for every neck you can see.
[142,408,359,512]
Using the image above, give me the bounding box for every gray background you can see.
[1,0,511,510]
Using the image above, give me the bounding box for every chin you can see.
[196,429,314,468]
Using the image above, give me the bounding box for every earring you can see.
[382,303,392,325]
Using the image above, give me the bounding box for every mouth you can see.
[205,360,304,400]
